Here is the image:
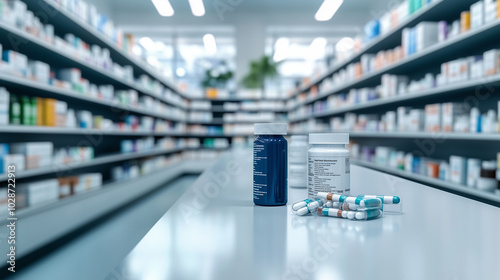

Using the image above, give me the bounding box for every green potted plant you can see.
[201,69,234,98]
[242,55,279,90]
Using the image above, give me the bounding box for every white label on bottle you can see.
[308,156,350,197]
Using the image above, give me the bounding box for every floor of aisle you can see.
[10,175,200,280]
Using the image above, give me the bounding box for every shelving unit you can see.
[290,73,500,122]
[193,105,288,113]
[186,98,287,140]
[0,0,229,262]
[186,119,225,125]
[186,119,280,125]
[292,131,500,141]
[185,133,252,138]
[22,0,184,96]
[349,131,500,141]
[0,125,253,138]
[0,147,184,181]
[0,159,214,264]
[189,97,286,102]
[0,125,177,136]
[352,159,500,206]
[292,0,478,97]
[0,22,186,109]
[288,0,500,203]
[290,18,500,112]
[0,73,185,122]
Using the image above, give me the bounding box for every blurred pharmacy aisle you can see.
[8,176,199,280]
[1,0,500,278]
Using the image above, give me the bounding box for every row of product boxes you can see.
[352,143,500,194]
[0,87,184,132]
[0,142,93,173]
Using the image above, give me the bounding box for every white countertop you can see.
[109,149,500,280]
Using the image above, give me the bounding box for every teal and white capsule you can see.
[343,197,382,208]
[292,199,324,216]
[317,192,348,202]
[354,209,383,220]
[323,200,341,208]
[292,199,313,211]
[317,207,382,220]
[317,207,347,218]
[357,195,401,204]
[342,202,381,211]
[342,203,360,211]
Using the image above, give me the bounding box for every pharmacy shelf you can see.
[223,120,280,124]
[289,73,500,122]
[0,159,215,263]
[0,72,185,122]
[23,0,186,97]
[6,160,211,221]
[186,119,279,125]
[352,159,500,205]
[186,120,225,125]
[0,21,186,109]
[0,125,184,136]
[184,133,252,138]
[189,97,286,102]
[190,106,288,113]
[292,130,500,141]
[350,131,500,141]
[196,147,232,151]
[293,0,478,97]
[0,126,253,138]
[290,15,500,110]
[0,147,185,182]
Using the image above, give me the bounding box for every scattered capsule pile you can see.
[292,192,402,221]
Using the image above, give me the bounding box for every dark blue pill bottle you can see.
[253,123,288,206]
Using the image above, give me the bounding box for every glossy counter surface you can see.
[109,149,500,280]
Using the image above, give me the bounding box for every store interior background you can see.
[1,0,500,278]
[100,0,389,98]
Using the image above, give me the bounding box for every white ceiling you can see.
[91,0,397,81]
[97,0,391,39]
[105,0,390,16]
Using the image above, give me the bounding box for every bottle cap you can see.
[254,123,287,135]
[291,135,307,141]
[309,133,349,144]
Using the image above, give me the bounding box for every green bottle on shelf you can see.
[21,96,31,125]
[30,97,37,126]
[9,95,21,125]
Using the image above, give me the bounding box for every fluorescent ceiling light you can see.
[315,0,343,21]
[176,67,186,77]
[152,0,174,17]
[203,34,217,55]
[189,0,205,16]
[147,56,160,67]
[273,37,290,62]
[155,41,166,51]
[310,37,327,50]
[307,37,327,61]
[336,37,354,52]
[139,37,155,51]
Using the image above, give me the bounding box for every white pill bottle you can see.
[289,135,308,188]
[308,133,350,199]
